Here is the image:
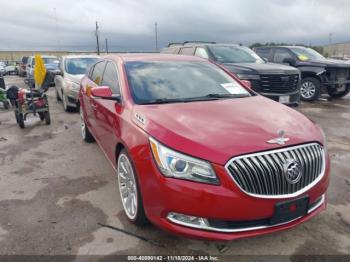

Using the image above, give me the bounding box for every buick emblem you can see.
[267,130,290,145]
[283,159,302,184]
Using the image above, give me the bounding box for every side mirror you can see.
[241,80,252,89]
[282,58,296,66]
[91,86,121,102]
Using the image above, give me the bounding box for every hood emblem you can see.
[267,130,290,145]
[283,159,303,184]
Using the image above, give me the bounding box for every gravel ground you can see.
[0,75,349,259]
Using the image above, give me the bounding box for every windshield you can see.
[125,61,251,104]
[289,47,326,61]
[65,58,100,75]
[33,57,59,66]
[209,46,265,64]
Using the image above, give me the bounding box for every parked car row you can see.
[11,45,335,241]
[0,61,19,76]
[163,42,350,103]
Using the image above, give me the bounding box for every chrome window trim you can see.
[167,194,325,233]
[225,143,326,199]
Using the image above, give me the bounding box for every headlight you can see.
[236,74,260,80]
[67,81,80,91]
[149,137,219,185]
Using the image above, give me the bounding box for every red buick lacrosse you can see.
[79,54,329,241]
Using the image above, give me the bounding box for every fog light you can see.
[167,212,209,229]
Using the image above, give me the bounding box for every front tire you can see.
[80,106,95,143]
[117,149,148,225]
[328,86,350,98]
[62,92,73,112]
[56,89,61,101]
[300,77,321,101]
[3,101,9,109]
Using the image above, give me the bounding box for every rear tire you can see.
[17,113,25,128]
[80,106,95,143]
[44,111,51,125]
[39,112,45,121]
[117,149,148,226]
[328,86,350,98]
[300,77,321,101]
[62,92,73,112]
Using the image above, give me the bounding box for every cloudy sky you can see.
[0,0,349,51]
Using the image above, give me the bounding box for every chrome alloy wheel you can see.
[301,81,316,99]
[80,107,86,139]
[118,153,138,220]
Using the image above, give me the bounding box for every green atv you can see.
[0,77,10,109]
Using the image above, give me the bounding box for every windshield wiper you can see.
[199,93,250,99]
[140,93,249,105]
[140,98,187,105]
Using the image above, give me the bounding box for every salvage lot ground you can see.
[0,75,349,258]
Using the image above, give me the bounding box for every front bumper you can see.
[64,88,79,107]
[259,90,300,106]
[134,146,330,241]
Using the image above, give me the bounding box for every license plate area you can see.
[270,196,309,225]
[279,95,290,104]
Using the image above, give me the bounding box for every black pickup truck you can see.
[162,42,301,106]
[255,46,350,101]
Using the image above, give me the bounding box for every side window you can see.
[90,61,106,85]
[194,47,209,59]
[179,47,195,55]
[101,62,120,94]
[274,49,293,63]
[162,48,179,54]
[255,48,271,60]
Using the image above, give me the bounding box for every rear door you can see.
[82,61,107,138]
[93,61,122,162]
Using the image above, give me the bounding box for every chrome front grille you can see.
[225,143,325,198]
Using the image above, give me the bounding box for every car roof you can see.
[62,55,100,59]
[256,46,307,49]
[104,53,207,62]
[167,43,241,48]
[28,55,58,58]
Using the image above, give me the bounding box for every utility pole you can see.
[95,21,100,55]
[53,8,61,51]
[105,38,109,54]
[155,22,158,52]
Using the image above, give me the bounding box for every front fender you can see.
[299,66,327,77]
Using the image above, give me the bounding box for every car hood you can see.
[133,96,323,165]
[222,62,299,75]
[299,59,350,68]
[65,74,85,84]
